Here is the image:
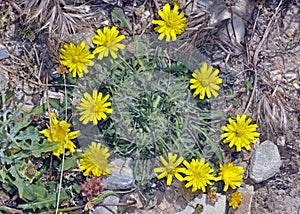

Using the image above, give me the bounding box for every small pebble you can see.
[0,44,9,60]
[103,158,135,190]
[285,72,298,82]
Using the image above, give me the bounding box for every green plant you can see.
[0,88,74,211]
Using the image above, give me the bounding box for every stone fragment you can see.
[292,82,299,90]
[218,10,245,43]
[0,69,9,87]
[92,192,119,214]
[103,158,135,190]
[284,72,298,82]
[0,44,9,60]
[249,140,282,183]
[235,185,255,214]
[175,193,226,214]
[208,0,253,44]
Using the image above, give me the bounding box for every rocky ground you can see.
[0,0,299,213]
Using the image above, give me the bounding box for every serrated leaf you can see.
[111,8,132,31]
[58,153,80,171]
[13,119,31,135]
[8,165,37,202]
[15,126,41,142]
[18,189,69,211]
[13,105,45,134]
[31,139,60,158]
[11,125,57,158]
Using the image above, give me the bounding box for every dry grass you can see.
[18,0,95,37]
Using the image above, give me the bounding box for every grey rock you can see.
[235,185,255,214]
[175,194,226,214]
[92,193,119,214]
[249,140,282,183]
[216,10,245,44]
[103,158,135,190]
[208,0,253,44]
[0,69,9,87]
[0,44,9,60]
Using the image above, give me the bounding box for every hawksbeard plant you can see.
[1,2,262,212]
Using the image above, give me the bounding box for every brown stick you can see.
[46,74,53,177]
[244,0,283,113]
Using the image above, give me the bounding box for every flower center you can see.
[54,124,67,142]
[166,164,176,174]
[73,55,80,62]
[201,79,209,87]
[165,12,178,28]
[89,152,107,169]
[166,19,176,28]
[235,128,246,137]
[94,102,101,114]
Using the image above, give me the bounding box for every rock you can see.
[208,0,253,44]
[217,10,245,44]
[0,69,9,87]
[175,193,226,214]
[249,140,282,183]
[0,44,9,60]
[103,158,135,190]
[92,192,119,214]
[235,185,255,214]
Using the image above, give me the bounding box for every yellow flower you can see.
[77,89,113,125]
[92,26,126,60]
[216,162,244,192]
[221,114,260,151]
[182,158,215,192]
[229,192,243,209]
[40,112,80,157]
[80,142,113,177]
[59,41,94,78]
[152,3,187,41]
[190,62,223,99]
[154,152,185,186]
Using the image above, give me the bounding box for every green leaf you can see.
[9,165,37,202]
[242,74,254,92]
[13,104,46,134]
[18,189,69,211]
[15,126,41,143]
[111,8,132,31]
[31,139,60,158]
[58,153,80,171]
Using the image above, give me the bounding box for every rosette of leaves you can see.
[109,58,223,201]
[111,68,223,161]
[111,70,185,157]
[0,93,70,211]
[108,36,223,160]
[74,36,224,193]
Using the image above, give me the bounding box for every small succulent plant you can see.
[80,176,104,202]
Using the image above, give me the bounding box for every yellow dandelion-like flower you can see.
[40,112,80,157]
[182,158,216,192]
[152,3,187,41]
[229,192,243,209]
[59,41,95,78]
[221,114,260,151]
[154,152,185,186]
[190,62,223,99]
[216,162,244,192]
[77,89,113,125]
[80,142,113,177]
[92,26,126,60]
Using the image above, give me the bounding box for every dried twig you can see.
[17,0,94,37]
[244,0,283,113]
[0,65,78,88]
